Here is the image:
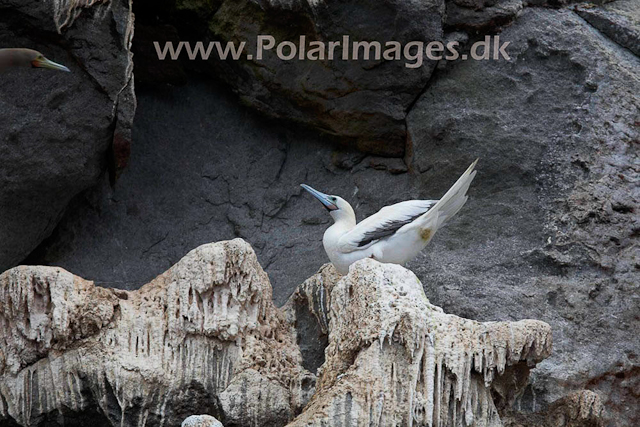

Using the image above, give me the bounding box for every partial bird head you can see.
[0,48,70,72]
[300,184,355,224]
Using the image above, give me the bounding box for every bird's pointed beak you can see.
[300,184,338,211]
[33,56,70,72]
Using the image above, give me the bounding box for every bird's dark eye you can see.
[331,197,337,202]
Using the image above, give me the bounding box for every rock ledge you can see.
[0,239,555,426]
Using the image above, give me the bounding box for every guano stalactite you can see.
[0,239,567,427]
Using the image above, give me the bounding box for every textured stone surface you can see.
[285,260,552,426]
[27,77,429,306]
[1,242,556,426]
[407,7,639,426]
[182,414,224,427]
[0,239,313,427]
[0,0,135,274]
[445,0,523,31]
[15,2,640,426]
[504,390,605,427]
[133,0,444,156]
[575,0,640,57]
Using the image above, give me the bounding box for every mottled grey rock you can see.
[575,0,640,57]
[0,0,135,274]
[445,0,523,31]
[151,0,445,156]
[407,7,639,426]
[27,77,423,306]
[22,4,640,427]
[182,415,224,427]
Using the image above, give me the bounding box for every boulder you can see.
[285,260,552,426]
[0,0,135,274]
[0,239,313,427]
[182,414,224,427]
[407,7,639,426]
[140,0,445,156]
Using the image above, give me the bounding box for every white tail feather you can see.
[416,159,478,233]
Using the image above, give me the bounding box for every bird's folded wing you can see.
[337,200,436,252]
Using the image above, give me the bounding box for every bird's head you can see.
[29,50,70,72]
[300,184,355,223]
[2,48,71,72]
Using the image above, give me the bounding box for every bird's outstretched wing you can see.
[338,200,436,252]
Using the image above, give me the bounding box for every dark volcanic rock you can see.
[18,3,640,427]
[27,76,423,305]
[0,0,135,273]
[445,0,523,31]
[407,7,639,426]
[144,0,445,156]
[132,23,188,87]
[575,0,640,58]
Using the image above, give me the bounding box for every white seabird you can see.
[301,159,478,275]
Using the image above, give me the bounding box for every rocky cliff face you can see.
[406,7,639,425]
[158,0,445,156]
[0,0,136,275]
[0,0,638,425]
[1,239,559,426]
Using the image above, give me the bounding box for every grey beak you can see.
[300,184,338,211]
[36,57,71,72]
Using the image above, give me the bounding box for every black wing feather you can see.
[356,211,425,247]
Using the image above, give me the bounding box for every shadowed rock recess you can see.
[0,0,135,275]
[133,0,444,156]
[1,239,558,426]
